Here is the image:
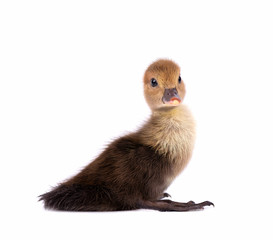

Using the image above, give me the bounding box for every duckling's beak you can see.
[162,88,181,106]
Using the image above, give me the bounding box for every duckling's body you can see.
[40,59,213,211]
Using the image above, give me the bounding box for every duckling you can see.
[39,59,214,211]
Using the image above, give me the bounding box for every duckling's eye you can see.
[178,76,182,84]
[150,78,158,87]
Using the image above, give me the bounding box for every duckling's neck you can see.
[139,104,196,161]
[152,105,185,119]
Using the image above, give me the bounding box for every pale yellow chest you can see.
[139,105,196,177]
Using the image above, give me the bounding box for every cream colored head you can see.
[143,59,186,111]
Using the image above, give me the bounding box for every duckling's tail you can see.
[39,184,120,211]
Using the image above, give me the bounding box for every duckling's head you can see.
[143,59,186,111]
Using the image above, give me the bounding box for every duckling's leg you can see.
[139,199,214,212]
[161,192,172,199]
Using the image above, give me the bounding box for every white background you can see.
[1,0,273,239]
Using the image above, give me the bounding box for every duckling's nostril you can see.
[165,88,177,96]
